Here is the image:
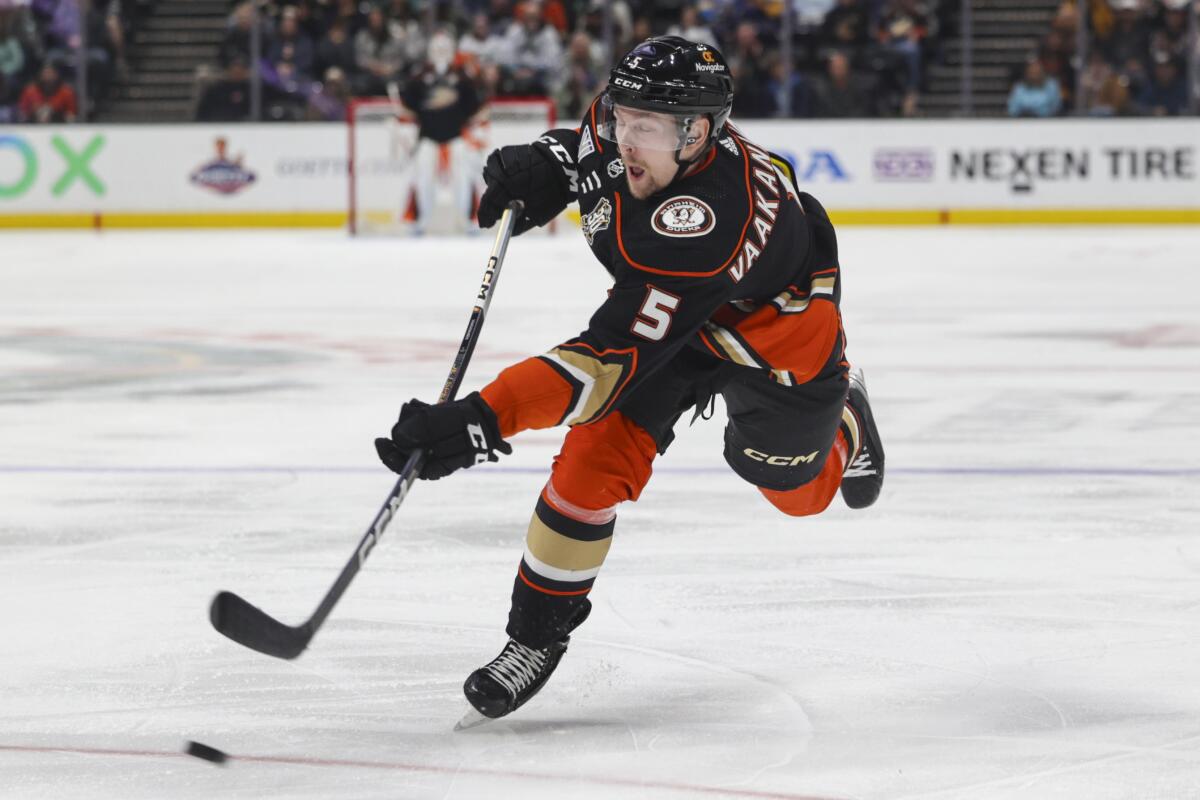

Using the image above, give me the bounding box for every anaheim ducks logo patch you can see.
[652,196,715,238]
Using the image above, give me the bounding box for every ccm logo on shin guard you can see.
[744,448,819,466]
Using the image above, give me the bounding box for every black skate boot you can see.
[841,367,885,509]
[462,636,571,720]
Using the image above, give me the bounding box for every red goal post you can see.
[347,96,557,235]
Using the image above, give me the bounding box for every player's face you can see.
[619,137,681,199]
[612,107,709,200]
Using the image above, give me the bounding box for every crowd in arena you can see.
[193,0,951,121]
[0,0,131,123]
[1008,0,1196,116]
[1,0,1196,124]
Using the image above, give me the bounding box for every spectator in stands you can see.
[555,30,603,118]
[540,0,569,35]
[811,49,874,116]
[0,7,35,88]
[269,6,315,81]
[1098,0,1151,70]
[485,0,517,26]
[1137,51,1188,114]
[493,0,562,95]
[43,0,115,106]
[385,0,428,66]
[1007,58,1062,116]
[728,21,773,117]
[458,12,494,62]
[667,5,720,49]
[1149,0,1191,63]
[93,0,127,79]
[195,55,251,121]
[219,2,267,69]
[1079,50,1129,114]
[354,5,405,95]
[582,0,633,56]
[820,0,870,50]
[18,62,77,122]
[876,0,932,115]
[306,64,352,120]
[315,18,356,81]
[1039,29,1076,107]
[1090,71,1134,115]
[332,0,365,35]
[765,51,810,117]
[0,69,19,123]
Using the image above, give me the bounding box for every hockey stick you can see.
[209,200,524,659]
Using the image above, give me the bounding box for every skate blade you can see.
[453,707,492,732]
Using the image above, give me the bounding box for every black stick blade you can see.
[209,591,312,660]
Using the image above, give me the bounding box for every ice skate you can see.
[841,367,885,509]
[461,636,571,721]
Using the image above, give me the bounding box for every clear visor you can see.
[595,93,701,152]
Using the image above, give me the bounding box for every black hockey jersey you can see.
[401,67,481,144]
[480,98,847,438]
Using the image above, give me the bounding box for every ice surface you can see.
[1,227,1198,799]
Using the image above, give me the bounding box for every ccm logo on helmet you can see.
[744,448,820,466]
[613,77,643,90]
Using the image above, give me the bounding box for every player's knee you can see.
[550,412,658,510]
[748,431,848,517]
[758,480,838,517]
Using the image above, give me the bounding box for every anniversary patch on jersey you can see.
[651,196,715,238]
[607,158,625,178]
[578,127,595,161]
[582,197,612,245]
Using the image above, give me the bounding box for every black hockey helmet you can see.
[598,36,734,153]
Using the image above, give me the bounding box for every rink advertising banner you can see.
[1,119,1197,228]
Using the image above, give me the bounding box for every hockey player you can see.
[398,30,482,234]
[376,36,885,721]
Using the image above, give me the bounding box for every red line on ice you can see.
[0,743,839,800]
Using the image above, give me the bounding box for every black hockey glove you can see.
[477,143,571,235]
[374,392,511,481]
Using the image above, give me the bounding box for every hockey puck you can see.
[184,740,229,765]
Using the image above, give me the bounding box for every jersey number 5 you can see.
[631,286,681,342]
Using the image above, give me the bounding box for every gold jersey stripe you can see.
[547,347,629,425]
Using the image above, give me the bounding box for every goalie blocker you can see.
[378,36,886,721]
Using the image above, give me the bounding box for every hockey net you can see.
[348,97,556,236]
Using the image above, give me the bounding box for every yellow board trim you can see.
[2,208,1198,230]
[827,208,1200,225]
[0,212,347,229]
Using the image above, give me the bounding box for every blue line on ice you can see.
[0,465,1196,477]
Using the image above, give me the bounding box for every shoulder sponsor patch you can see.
[581,197,612,245]
[607,158,625,178]
[651,196,715,238]
[720,137,739,156]
[578,127,595,161]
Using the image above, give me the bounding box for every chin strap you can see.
[671,143,714,183]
